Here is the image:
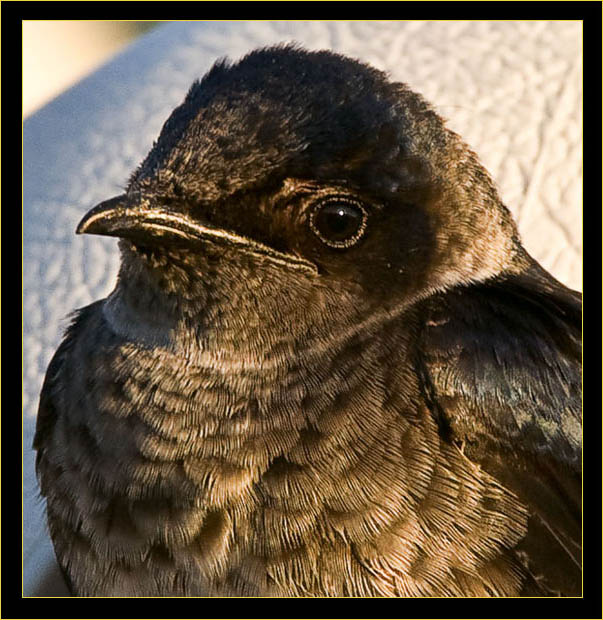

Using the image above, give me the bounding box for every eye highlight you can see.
[310,197,368,248]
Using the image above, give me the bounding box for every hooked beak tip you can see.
[76,195,128,236]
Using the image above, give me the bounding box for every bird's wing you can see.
[414,258,582,595]
[33,306,88,471]
[33,303,105,595]
[33,337,74,594]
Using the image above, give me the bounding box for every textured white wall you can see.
[23,20,582,596]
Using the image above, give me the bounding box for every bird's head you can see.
[78,45,524,338]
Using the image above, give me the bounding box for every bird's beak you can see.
[76,194,318,273]
[77,194,220,246]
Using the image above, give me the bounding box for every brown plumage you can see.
[35,45,581,597]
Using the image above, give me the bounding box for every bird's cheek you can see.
[384,207,438,287]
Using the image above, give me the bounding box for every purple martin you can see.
[34,45,582,597]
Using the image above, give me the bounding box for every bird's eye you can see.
[310,198,368,248]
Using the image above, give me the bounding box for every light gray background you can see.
[23,20,582,596]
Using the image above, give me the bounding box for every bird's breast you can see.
[50,302,528,596]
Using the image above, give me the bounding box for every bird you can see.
[34,44,582,597]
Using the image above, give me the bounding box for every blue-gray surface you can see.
[23,20,582,596]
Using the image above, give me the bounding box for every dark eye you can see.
[310,198,368,248]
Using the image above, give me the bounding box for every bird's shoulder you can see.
[416,259,581,455]
[34,300,107,462]
[413,258,582,595]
